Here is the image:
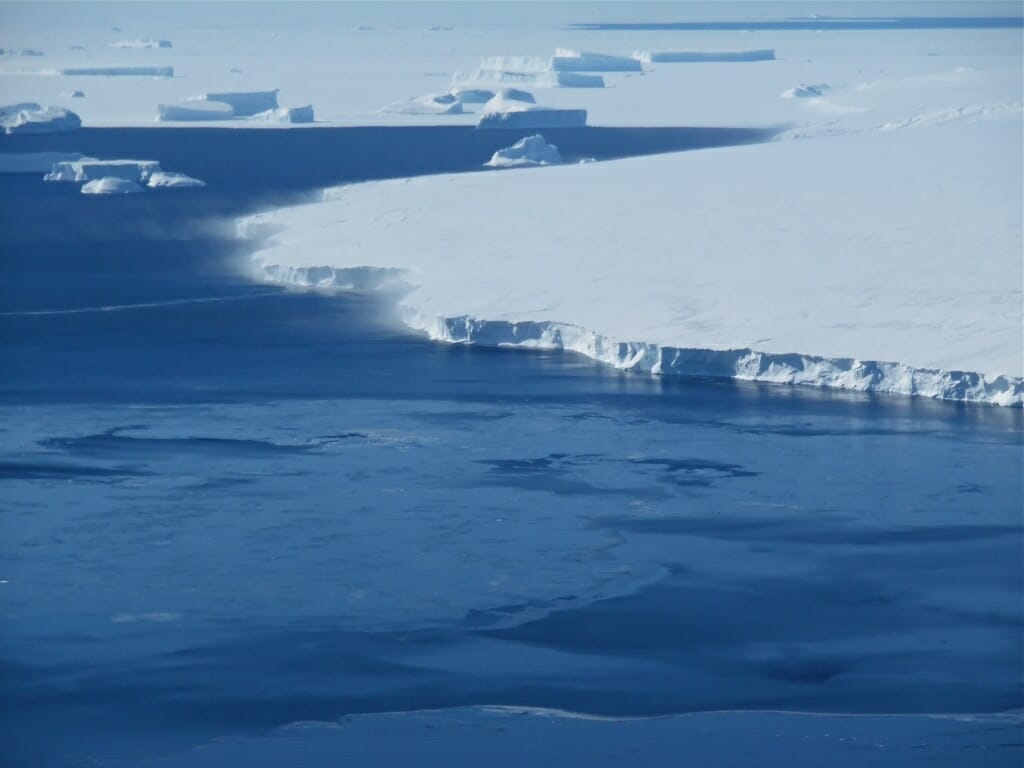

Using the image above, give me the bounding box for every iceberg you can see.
[477,96,586,129]
[485,134,563,167]
[109,39,173,49]
[552,49,643,72]
[146,171,206,188]
[633,49,776,63]
[80,177,144,195]
[0,103,81,134]
[157,101,234,121]
[781,83,830,98]
[45,159,161,183]
[199,90,279,117]
[249,105,315,123]
[448,88,495,104]
[60,66,174,76]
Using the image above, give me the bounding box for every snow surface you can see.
[246,116,1023,406]
[485,134,562,167]
[146,170,205,188]
[80,176,143,195]
[0,102,80,134]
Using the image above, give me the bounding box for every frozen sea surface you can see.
[0,134,1022,767]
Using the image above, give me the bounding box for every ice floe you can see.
[0,103,81,134]
[485,134,563,167]
[80,177,144,195]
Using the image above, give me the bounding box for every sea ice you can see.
[0,103,81,134]
[80,177,144,195]
[146,171,206,188]
[485,134,563,167]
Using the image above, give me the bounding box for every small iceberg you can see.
[157,101,234,122]
[249,105,315,124]
[485,134,563,167]
[110,39,173,49]
[781,83,830,98]
[381,92,463,115]
[45,159,160,183]
[146,171,206,188]
[477,95,585,129]
[81,177,144,195]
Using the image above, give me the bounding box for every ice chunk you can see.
[485,134,563,167]
[552,49,642,72]
[1,103,81,134]
[80,177,144,195]
[146,171,205,188]
[477,95,585,129]
[8,48,44,57]
[781,83,830,98]
[0,152,93,173]
[381,93,463,115]
[157,101,234,121]
[199,90,279,117]
[633,49,776,63]
[60,66,174,76]
[110,39,173,49]
[249,105,315,123]
[449,88,495,104]
[61,90,86,98]
[45,159,160,183]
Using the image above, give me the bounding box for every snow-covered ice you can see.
[249,105,315,124]
[381,93,462,116]
[247,115,1023,406]
[551,49,643,72]
[0,103,80,134]
[485,134,562,167]
[80,176,144,195]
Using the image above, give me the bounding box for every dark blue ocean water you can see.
[0,132,1021,767]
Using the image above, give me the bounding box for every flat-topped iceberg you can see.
[1,103,81,134]
[485,134,563,167]
[249,105,314,123]
[477,95,586,129]
[448,88,495,104]
[46,159,160,183]
[60,65,173,77]
[157,101,234,121]
[198,90,279,117]
[552,49,643,72]
[80,177,144,195]
[633,49,776,63]
[454,67,604,89]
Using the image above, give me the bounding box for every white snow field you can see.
[248,111,1023,405]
